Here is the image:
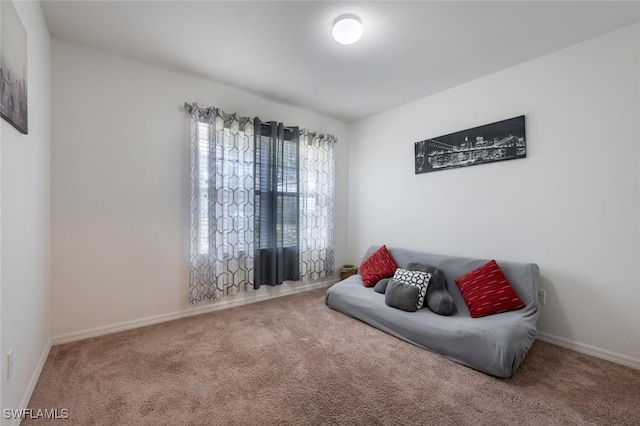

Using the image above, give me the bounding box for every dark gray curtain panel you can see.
[254,118,300,288]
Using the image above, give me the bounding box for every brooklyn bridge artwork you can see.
[1,0,29,134]
[415,116,525,174]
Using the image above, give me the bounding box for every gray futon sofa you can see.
[325,245,540,377]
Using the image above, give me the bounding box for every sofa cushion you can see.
[384,279,419,312]
[359,245,398,287]
[455,260,525,318]
[373,278,391,294]
[392,268,431,309]
[406,262,456,316]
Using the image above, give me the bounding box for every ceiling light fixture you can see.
[332,14,363,45]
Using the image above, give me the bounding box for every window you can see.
[189,105,335,302]
[196,118,254,257]
[197,121,211,254]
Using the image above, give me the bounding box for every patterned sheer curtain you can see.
[188,104,255,303]
[299,131,336,281]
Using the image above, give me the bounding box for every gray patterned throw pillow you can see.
[392,268,431,309]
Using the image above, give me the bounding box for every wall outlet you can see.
[538,289,546,305]
[7,349,14,380]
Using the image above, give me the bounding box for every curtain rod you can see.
[184,102,337,142]
[184,102,214,114]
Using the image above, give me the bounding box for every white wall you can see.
[50,39,348,341]
[348,23,640,367]
[0,1,51,421]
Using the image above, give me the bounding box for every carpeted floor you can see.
[25,288,640,425]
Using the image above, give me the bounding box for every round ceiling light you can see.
[332,14,363,45]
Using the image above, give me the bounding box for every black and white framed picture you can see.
[0,0,29,134]
[415,116,525,174]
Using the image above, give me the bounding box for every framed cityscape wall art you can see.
[0,0,29,134]
[414,116,525,174]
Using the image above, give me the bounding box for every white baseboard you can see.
[52,279,337,345]
[11,339,52,426]
[537,332,640,371]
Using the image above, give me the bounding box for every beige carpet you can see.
[26,288,640,425]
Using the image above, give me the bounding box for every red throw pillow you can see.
[359,245,398,287]
[455,260,525,318]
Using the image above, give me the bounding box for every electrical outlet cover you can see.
[538,289,546,305]
[7,349,14,380]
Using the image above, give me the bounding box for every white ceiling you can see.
[41,1,640,123]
